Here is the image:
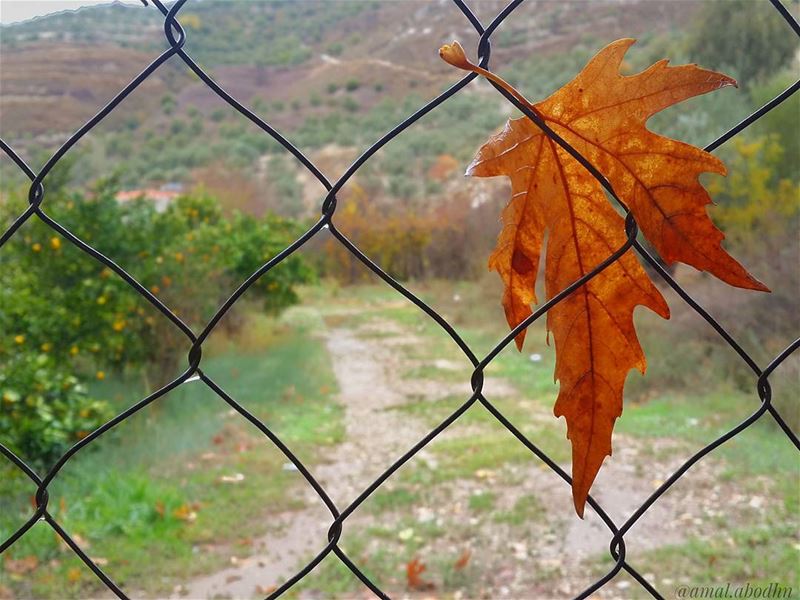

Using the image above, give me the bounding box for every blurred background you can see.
[1,1,798,598]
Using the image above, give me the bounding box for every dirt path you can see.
[172,309,775,600]
[173,324,435,599]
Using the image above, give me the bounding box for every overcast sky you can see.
[0,0,144,25]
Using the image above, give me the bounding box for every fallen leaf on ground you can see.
[172,503,198,522]
[473,468,495,480]
[3,555,38,575]
[406,557,435,590]
[440,38,767,517]
[453,549,471,570]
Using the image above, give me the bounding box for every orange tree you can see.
[0,178,313,467]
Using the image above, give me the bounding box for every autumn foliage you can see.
[322,182,501,283]
[441,39,768,516]
[406,557,434,590]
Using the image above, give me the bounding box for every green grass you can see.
[468,491,496,513]
[287,535,399,598]
[596,520,800,590]
[401,363,465,383]
[290,517,467,599]
[615,387,800,563]
[617,388,799,477]
[493,495,546,527]
[402,427,566,486]
[366,487,420,514]
[0,308,341,598]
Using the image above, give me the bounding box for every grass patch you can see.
[468,491,496,513]
[291,520,484,598]
[493,495,546,527]
[617,388,800,479]
[401,363,466,383]
[404,424,570,486]
[366,487,420,514]
[596,521,800,589]
[388,394,470,426]
[0,308,341,598]
[289,534,400,598]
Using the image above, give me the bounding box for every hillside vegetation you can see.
[2,0,705,193]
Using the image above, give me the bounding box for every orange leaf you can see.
[453,549,471,570]
[255,585,277,595]
[172,503,197,522]
[406,557,434,590]
[441,39,767,517]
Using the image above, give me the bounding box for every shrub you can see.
[0,353,111,469]
[1,175,315,388]
[342,97,359,113]
[160,94,175,115]
[321,183,501,283]
[686,0,797,86]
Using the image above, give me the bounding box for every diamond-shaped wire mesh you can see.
[1,0,799,598]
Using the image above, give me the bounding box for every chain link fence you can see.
[1,0,799,598]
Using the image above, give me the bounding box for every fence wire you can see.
[1,0,799,598]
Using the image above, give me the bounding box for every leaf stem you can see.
[439,41,541,117]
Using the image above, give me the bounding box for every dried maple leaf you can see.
[453,548,471,570]
[406,556,434,590]
[440,39,767,517]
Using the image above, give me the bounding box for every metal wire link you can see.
[1,0,798,598]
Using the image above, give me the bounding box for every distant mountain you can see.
[0,0,702,212]
[0,0,700,135]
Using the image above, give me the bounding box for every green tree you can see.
[0,353,110,469]
[687,0,798,86]
[1,178,315,465]
[750,69,800,179]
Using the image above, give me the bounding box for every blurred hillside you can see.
[1,0,712,211]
